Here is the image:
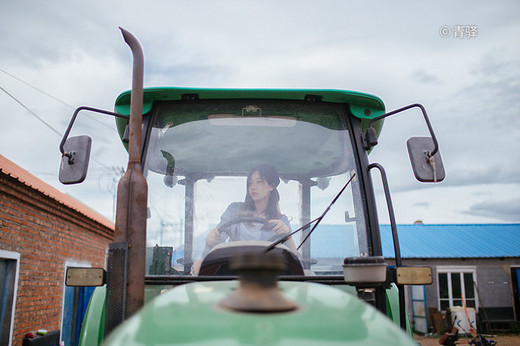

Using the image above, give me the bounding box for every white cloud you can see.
[1,0,519,225]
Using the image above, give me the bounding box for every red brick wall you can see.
[0,173,113,346]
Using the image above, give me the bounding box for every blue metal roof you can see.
[308,224,520,259]
[310,224,360,258]
[380,224,520,259]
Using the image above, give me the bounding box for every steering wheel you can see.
[217,216,290,244]
[199,217,301,276]
[217,216,273,241]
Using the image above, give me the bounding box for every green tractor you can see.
[61,29,444,345]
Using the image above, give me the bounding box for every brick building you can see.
[0,154,114,346]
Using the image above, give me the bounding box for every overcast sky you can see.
[1,1,519,225]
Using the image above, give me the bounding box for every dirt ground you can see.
[414,333,520,346]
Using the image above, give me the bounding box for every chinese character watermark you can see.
[439,25,478,39]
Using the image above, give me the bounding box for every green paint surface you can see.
[113,87,385,149]
[104,281,415,345]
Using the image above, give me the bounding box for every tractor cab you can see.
[133,92,376,279]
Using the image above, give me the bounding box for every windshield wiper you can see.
[264,217,320,253]
[264,173,356,253]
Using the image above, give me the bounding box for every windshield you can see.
[143,100,368,276]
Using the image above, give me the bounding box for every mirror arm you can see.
[367,104,439,158]
[59,106,128,156]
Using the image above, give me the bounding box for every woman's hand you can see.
[206,227,222,247]
[269,219,290,235]
[191,259,202,276]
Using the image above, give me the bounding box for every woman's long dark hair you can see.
[242,164,281,219]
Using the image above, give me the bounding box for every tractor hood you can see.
[103,281,415,345]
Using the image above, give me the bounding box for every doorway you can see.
[0,250,20,346]
[512,267,520,321]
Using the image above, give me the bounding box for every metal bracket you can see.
[362,127,379,150]
[59,106,128,157]
[363,103,439,156]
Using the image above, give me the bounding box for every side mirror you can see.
[407,137,445,182]
[59,135,92,184]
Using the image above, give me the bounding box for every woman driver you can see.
[204,164,297,254]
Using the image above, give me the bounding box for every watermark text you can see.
[439,25,478,39]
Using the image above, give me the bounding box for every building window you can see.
[0,250,20,346]
[437,267,477,311]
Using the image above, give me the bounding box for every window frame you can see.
[436,266,478,311]
[0,250,20,346]
[142,100,369,277]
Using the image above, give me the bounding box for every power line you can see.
[0,85,62,137]
[0,84,112,170]
[0,67,114,131]
[0,67,74,109]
